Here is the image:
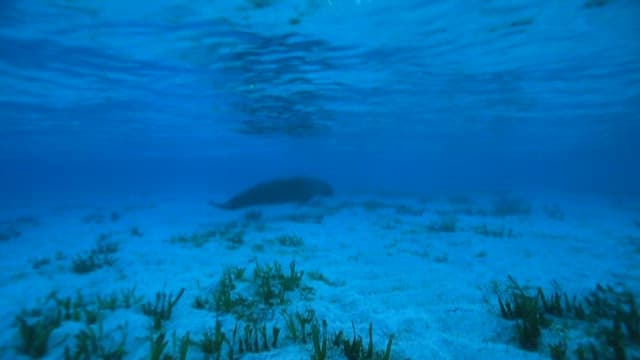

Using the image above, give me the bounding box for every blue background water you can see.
[1,0,639,206]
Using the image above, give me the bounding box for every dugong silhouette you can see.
[213,176,333,210]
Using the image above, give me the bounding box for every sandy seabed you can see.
[1,191,639,360]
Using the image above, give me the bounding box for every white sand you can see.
[0,191,638,359]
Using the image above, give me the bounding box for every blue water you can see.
[1,1,640,359]
[2,0,639,205]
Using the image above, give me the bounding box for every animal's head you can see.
[312,180,334,197]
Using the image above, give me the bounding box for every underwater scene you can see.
[1,0,640,359]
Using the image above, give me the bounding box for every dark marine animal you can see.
[213,177,333,210]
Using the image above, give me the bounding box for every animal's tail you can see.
[208,200,229,209]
